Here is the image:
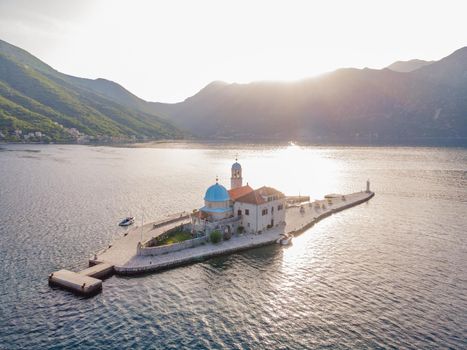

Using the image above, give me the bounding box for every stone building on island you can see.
[191,159,286,236]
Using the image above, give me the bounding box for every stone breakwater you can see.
[99,191,375,275]
[49,191,374,294]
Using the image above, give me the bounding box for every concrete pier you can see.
[49,191,374,294]
[48,262,114,295]
[78,262,114,279]
[48,270,102,296]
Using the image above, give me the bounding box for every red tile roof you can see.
[228,185,253,201]
[257,186,285,198]
[235,190,266,205]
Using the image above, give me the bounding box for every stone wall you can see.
[137,236,207,256]
[143,223,192,248]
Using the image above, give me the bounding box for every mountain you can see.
[2,39,466,145]
[387,59,434,72]
[0,39,183,143]
[149,48,467,145]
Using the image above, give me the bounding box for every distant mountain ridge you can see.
[147,47,467,145]
[0,39,183,142]
[386,59,434,72]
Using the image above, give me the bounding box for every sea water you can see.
[0,143,465,349]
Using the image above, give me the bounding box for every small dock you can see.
[49,191,374,295]
[49,270,102,296]
[48,262,114,296]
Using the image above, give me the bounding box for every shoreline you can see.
[0,139,467,151]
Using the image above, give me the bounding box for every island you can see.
[49,159,375,296]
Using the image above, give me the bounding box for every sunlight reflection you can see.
[270,227,321,295]
[234,144,345,199]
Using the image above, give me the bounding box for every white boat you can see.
[276,233,293,245]
[118,216,135,226]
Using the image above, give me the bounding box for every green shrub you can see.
[210,230,222,244]
[237,226,244,233]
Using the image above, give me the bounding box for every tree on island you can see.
[209,230,222,244]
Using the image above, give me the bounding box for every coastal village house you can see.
[191,159,286,235]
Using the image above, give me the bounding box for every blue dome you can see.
[204,183,230,202]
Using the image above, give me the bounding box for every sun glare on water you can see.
[239,144,344,200]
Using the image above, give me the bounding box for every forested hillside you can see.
[0,39,183,143]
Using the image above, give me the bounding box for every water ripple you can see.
[0,144,466,349]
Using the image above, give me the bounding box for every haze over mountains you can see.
[149,48,467,145]
[0,38,466,145]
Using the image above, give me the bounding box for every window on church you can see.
[278,204,283,211]
[245,209,249,216]
[262,208,268,216]
[237,210,242,216]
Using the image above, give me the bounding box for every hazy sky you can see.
[1,0,466,102]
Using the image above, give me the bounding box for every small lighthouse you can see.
[366,179,370,193]
[231,157,243,189]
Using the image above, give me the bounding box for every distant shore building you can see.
[192,159,286,235]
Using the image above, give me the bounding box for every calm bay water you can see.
[0,143,466,349]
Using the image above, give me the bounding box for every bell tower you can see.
[231,157,243,189]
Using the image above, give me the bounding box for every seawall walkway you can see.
[49,191,374,295]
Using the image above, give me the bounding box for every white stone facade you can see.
[234,198,285,233]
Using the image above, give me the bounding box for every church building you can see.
[193,158,286,236]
